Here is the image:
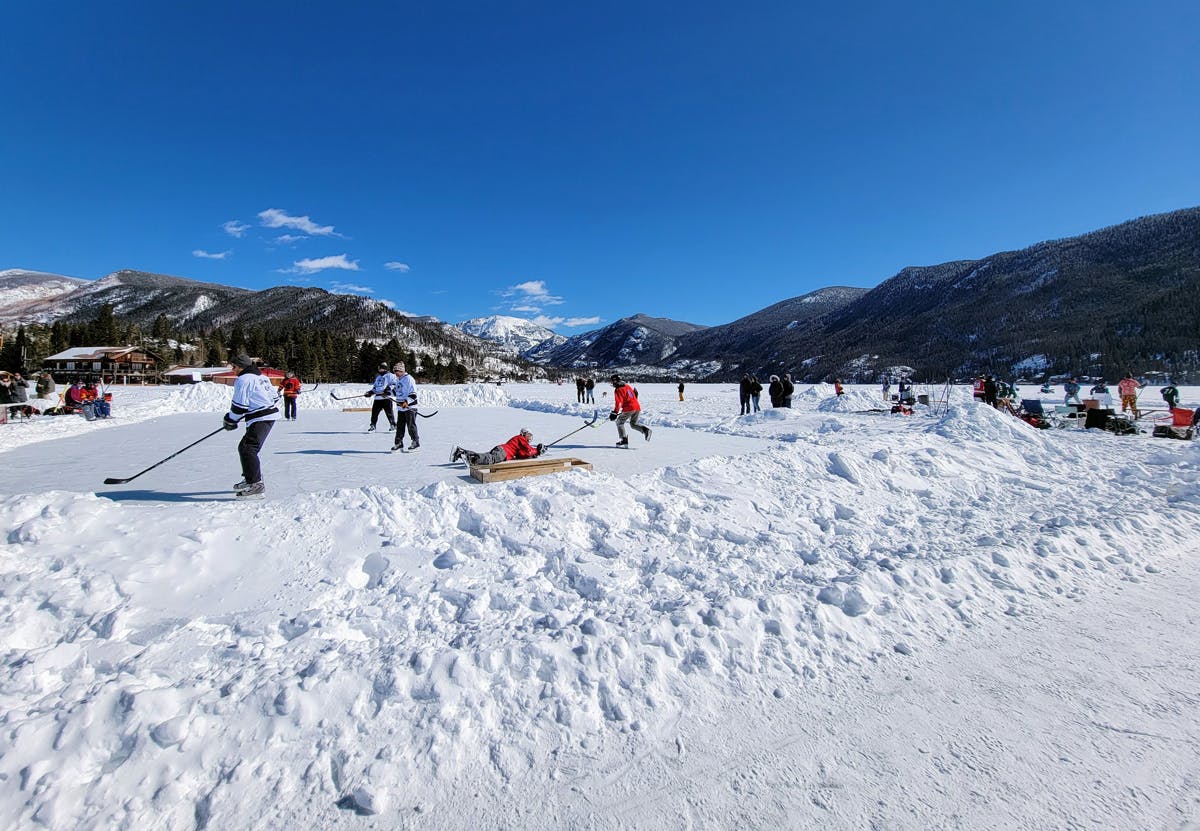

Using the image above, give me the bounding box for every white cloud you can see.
[530,315,602,329]
[384,261,410,272]
[258,208,339,237]
[192,249,230,260]
[274,234,308,244]
[222,220,249,238]
[281,254,361,275]
[498,279,564,313]
[330,281,374,294]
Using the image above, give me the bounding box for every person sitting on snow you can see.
[451,428,544,465]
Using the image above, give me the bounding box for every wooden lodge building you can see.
[44,346,163,384]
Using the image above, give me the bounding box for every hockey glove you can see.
[535,443,545,455]
[363,391,372,398]
[609,412,618,421]
[222,414,239,431]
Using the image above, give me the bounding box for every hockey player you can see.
[223,354,281,499]
[451,428,544,465]
[608,374,651,446]
[362,363,397,432]
[280,371,302,421]
[391,362,421,452]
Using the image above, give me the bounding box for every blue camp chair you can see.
[1020,399,1044,416]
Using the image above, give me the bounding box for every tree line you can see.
[0,305,473,384]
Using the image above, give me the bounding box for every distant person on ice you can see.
[575,377,586,403]
[391,362,421,452]
[1089,380,1112,408]
[585,377,595,404]
[1117,372,1143,418]
[983,375,999,408]
[834,379,844,396]
[677,381,685,402]
[1063,378,1082,405]
[1161,381,1180,411]
[223,354,280,500]
[749,376,762,411]
[609,374,651,446]
[451,428,544,465]
[781,373,795,407]
[280,370,302,421]
[883,376,892,402]
[363,363,397,432]
[739,373,753,415]
[768,375,783,408]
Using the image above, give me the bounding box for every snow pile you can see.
[0,383,1199,827]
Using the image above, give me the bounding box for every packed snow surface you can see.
[1,382,1198,829]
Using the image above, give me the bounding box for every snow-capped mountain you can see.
[456,315,567,357]
[539,313,707,370]
[0,269,89,323]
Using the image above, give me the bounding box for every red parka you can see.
[281,377,302,397]
[499,433,540,460]
[612,383,640,414]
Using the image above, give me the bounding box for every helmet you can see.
[609,374,621,383]
[378,363,388,372]
[519,428,532,438]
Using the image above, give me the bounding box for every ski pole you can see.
[542,410,600,450]
[103,426,227,485]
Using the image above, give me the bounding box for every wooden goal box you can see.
[470,456,592,483]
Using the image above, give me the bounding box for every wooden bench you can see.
[469,456,592,483]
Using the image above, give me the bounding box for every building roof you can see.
[162,366,233,377]
[45,346,158,361]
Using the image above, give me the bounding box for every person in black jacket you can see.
[768,375,784,408]
[983,375,999,408]
[781,373,795,408]
[750,376,763,412]
[738,373,753,415]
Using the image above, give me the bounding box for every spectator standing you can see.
[983,375,999,408]
[35,371,55,400]
[1089,380,1112,408]
[883,376,892,402]
[834,379,844,396]
[1063,378,1082,405]
[782,373,795,408]
[677,381,685,402]
[0,372,14,422]
[750,376,762,412]
[768,375,784,408]
[362,363,398,432]
[575,377,586,403]
[391,362,421,452]
[898,377,914,405]
[1117,373,1143,418]
[972,376,986,402]
[280,371,302,421]
[738,373,753,415]
[608,374,651,446]
[585,377,595,404]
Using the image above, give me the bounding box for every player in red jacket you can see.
[609,374,651,446]
[451,429,545,465]
[280,371,302,421]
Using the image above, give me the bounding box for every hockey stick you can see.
[331,391,368,401]
[542,410,600,451]
[103,427,227,485]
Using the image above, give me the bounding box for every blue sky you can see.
[2,1,1197,331]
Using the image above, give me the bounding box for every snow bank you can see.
[2,383,1199,827]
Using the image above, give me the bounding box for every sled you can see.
[469,456,592,483]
